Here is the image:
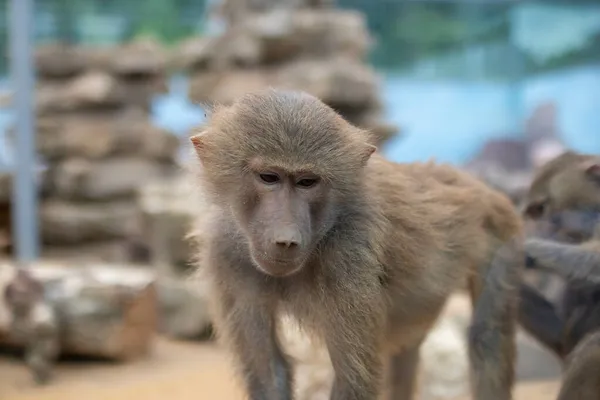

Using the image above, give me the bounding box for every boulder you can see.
[47,157,176,201]
[40,200,139,245]
[245,9,370,63]
[66,70,124,108]
[277,59,380,110]
[34,110,179,161]
[42,241,133,264]
[110,38,168,78]
[36,72,124,114]
[35,44,87,79]
[188,69,272,105]
[138,176,202,271]
[156,277,212,340]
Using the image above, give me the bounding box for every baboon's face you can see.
[189,90,376,276]
[232,158,335,277]
[523,161,600,242]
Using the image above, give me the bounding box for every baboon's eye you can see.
[524,201,546,219]
[586,164,600,184]
[296,177,320,188]
[259,173,280,184]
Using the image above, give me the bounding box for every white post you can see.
[9,0,38,266]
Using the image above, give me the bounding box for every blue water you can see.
[2,64,600,169]
[380,65,600,164]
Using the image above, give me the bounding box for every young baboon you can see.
[4,269,60,385]
[190,89,523,400]
[520,150,600,398]
[523,150,600,243]
[523,150,600,280]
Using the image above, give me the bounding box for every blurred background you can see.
[0,0,599,399]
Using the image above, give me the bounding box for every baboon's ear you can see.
[190,131,207,161]
[361,143,377,166]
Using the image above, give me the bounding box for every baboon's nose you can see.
[275,239,299,249]
[273,227,301,250]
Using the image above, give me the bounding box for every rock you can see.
[47,157,176,201]
[42,241,133,264]
[34,110,179,161]
[35,44,87,78]
[156,277,212,340]
[37,72,124,113]
[40,200,139,245]
[190,60,380,109]
[0,262,158,362]
[178,33,262,71]
[79,46,118,71]
[111,38,167,77]
[216,9,371,66]
[119,76,169,109]
[244,9,299,64]
[188,69,271,105]
[277,59,380,110]
[111,108,179,161]
[347,110,400,146]
[184,0,399,152]
[467,139,531,173]
[290,9,371,61]
[138,176,203,271]
[176,37,215,71]
[35,114,115,159]
[66,71,124,109]
[36,83,73,114]
[525,102,560,144]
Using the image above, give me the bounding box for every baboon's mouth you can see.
[250,253,305,278]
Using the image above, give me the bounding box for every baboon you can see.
[520,150,600,399]
[4,269,60,385]
[190,89,523,400]
[523,150,600,244]
[556,330,600,400]
[522,151,600,283]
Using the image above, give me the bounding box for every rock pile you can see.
[466,102,566,205]
[30,39,180,261]
[177,0,398,146]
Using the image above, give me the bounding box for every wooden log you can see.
[0,262,158,361]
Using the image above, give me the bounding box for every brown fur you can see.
[557,331,600,400]
[523,150,600,242]
[522,150,600,293]
[189,89,523,400]
[520,150,600,399]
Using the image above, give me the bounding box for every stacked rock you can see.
[31,39,180,262]
[178,0,399,146]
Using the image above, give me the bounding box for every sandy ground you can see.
[0,339,243,400]
[0,337,561,400]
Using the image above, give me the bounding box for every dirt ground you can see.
[0,339,243,400]
[0,337,561,400]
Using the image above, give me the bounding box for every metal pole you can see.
[9,0,38,266]
[507,3,525,137]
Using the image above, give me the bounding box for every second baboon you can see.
[190,89,523,400]
[556,330,600,400]
[520,150,600,399]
